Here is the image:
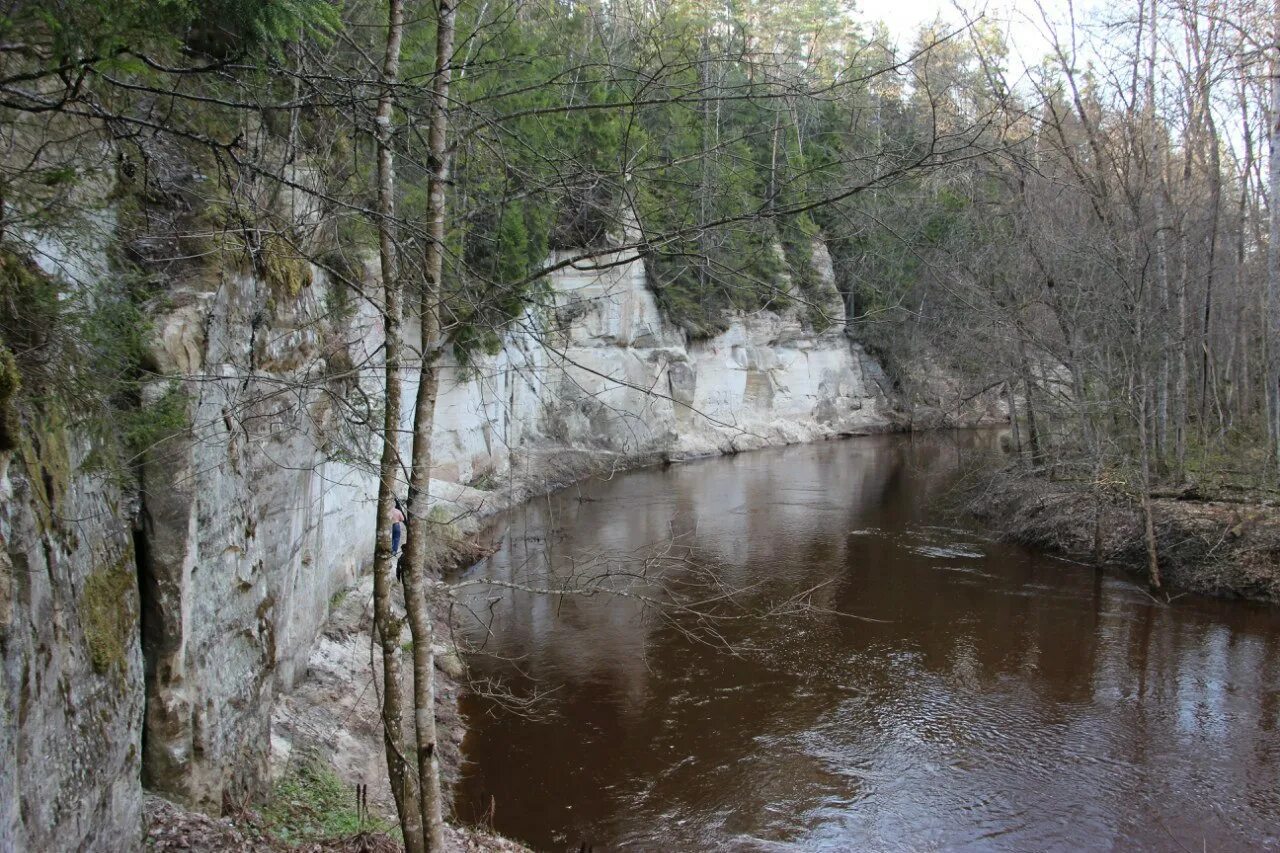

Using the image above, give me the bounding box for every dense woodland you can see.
[1,0,1277,848]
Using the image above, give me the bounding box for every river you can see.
[452,431,1280,851]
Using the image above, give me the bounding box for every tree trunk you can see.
[1194,2,1223,440]
[1005,380,1023,462]
[1269,0,1280,468]
[1176,219,1190,477]
[371,1,424,849]
[1136,307,1164,591]
[400,0,458,849]
[1092,456,1105,566]
[768,112,781,210]
[1147,0,1172,463]
[1140,406,1163,590]
[697,30,713,290]
[1018,337,1043,466]
[1237,68,1254,428]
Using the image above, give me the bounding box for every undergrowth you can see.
[260,757,392,844]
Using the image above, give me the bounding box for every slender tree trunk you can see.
[371,1,423,848]
[1138,394,1163,591]
[1176,218,1190,476]
[1268,0,1280,468]
[1147,0,1172,462]
[768,112,781,210]
[697,30,713,289]
[400,1,457,849]
[1018,337,1043,466]
[1092,454,1105,565]
[1196,7,1223,440]
[1136,309,1163,591]
[1239,307,1250,426]
[1005,380,1023,461]
[1238,71,1255,428]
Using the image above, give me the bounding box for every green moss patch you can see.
[259,233,313,302]
[15,416,72,533]
[81,556,136,676]
[0,343,20,453]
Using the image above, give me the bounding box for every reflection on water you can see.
[454,432,1280,851]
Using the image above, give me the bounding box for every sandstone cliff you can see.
[2,234,896,850]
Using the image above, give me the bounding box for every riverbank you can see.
[970,469,1280,603]
[269,549,520,848]
[179,530,532,851]
[269,436,904,849]
[144,565,533,852]
[268,414,1011,848]
[143,792,527,852]
[448,432,1280,850]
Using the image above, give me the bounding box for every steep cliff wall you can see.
[429,246,892,483]
[2,232,897,848]
[137,242,896,815]
[0,422,145,851]
[270,246,899,816]
[137,263,385,811]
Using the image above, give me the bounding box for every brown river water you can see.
[453,431,1280,851]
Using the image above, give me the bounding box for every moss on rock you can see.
[260,233,313,301]
[81,554,136,677]
[426,504,464,545]
[14,414,72,534]
[0,343,19,453]
[0,249,61,393]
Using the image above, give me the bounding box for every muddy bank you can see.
[970,470,1280,602]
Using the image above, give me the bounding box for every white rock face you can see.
[425,249,891,486]
[138,266,384,811]
[137,245,893,813]
[3,235,895,845]
[0,437,145,852]
[135,242,890,809]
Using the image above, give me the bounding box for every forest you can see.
[1,0,1278,850]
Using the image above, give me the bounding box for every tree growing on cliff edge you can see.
[400,0,454,847]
